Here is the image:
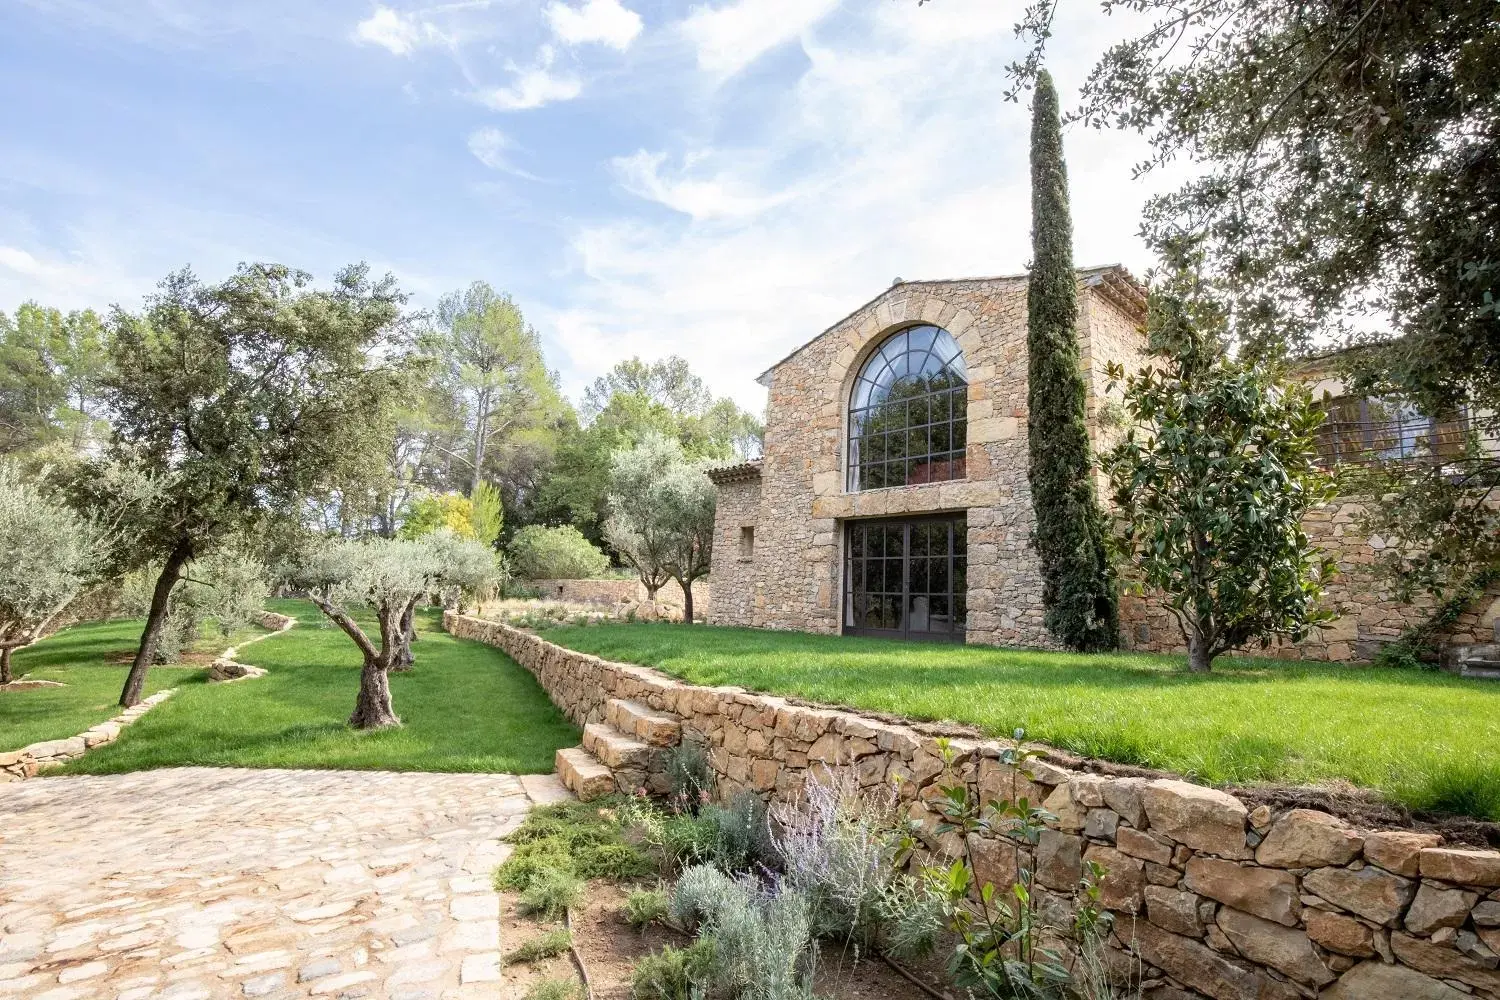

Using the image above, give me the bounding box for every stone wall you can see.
[707,476,762,627]
[1119,500,1500,661]
[736,275,1139,648]
[450,611,1500,1000]
[527,578,712,618]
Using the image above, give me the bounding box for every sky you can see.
[0,0,1185,412]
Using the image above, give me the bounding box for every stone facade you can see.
[709,269,1147,647]
[710,268,1499,661]
[449,612,1500,1000]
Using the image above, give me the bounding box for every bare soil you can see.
[496,881,952,1000]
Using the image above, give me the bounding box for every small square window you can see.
[739,525,755,560]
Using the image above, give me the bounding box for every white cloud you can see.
[611,150,796,221]
[466,126,541,180]
[472,45,583,111]
[678,0,839,80]
[548,0,1185,411]
[546,0,642,51]
[353,5,441,56]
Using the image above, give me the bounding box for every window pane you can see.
[884,559,904,593]
[848,327,967,492]
[929,557,948,593]
[910,557,928,592]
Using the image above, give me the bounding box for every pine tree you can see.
[1026,70,1119,651]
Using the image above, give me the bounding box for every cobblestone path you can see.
[0,768,569,1000]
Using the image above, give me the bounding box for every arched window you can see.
[847,325,968,491]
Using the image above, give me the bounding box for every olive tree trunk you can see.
[119,541,193,708]
[392,599,418,672]
[0,646,13,685]
[310,595,402,730]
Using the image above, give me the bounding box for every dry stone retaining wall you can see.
[449,611,1500,1000]
[526,578,712,617]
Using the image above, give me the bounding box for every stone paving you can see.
[0,767,570,1000]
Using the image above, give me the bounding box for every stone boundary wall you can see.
[448,612,1500,1000]
[527,578,712,617]
[0,689,176,781]
[0,609,298,781]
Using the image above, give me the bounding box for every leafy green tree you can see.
[424,282,567,495]
[605,433,716,622]
[471,481,504,547]
[123,548,267,665]
[1003,0,1500,619]
[0,304,110,454]
[1101,289,1337,672]
[1025,70,1118,652]
[508,524,610,581]
[398,492,477,541]
[0,461,106,683]
[102,262,413,706]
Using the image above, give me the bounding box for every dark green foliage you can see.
[630,941,717,1000]
[496,798,655,890]
[504,928,572,966]
[624,887,670,928]
[1101,288,1338,672]
[657,812,719,868]
[1006,0,1500,625]
[524,979,584,1000]
[1025,70,1118,653]
[518,867,586,919]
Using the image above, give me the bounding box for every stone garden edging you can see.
[0,609,298,782]
[447,611,1500,1000]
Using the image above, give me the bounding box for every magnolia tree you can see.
[286,532,499,726]
[1101,289,1336,672]
[0,462,104,683]
[605,432,716,623]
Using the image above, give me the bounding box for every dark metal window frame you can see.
[1316,396,1475,469]
[842,513,967,642]
[847,325,969,492]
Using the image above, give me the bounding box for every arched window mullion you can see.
[847,325,968,492]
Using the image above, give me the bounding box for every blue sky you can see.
[0,0,1179,411]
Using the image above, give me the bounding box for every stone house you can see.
[707,268,1500,661]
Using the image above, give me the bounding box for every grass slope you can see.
[1,618,181,751]
[540,623,1500,820]
[55,599,577,775]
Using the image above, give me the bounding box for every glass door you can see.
[843,514,967,641]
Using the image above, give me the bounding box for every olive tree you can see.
[1101,290,1337,672]
[0,462,103,683]
[605,432,716,622]
[286,537,432,729]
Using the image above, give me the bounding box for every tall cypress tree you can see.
[1026,70,1119,651]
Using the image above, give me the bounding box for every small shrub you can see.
[576,841,656,880]
[665,742,715,813]
[773,769,905,944]
[702,792,778,873]
[524,978,584,1000]
[630,940,717,1000]
[658,812,719,868]
[495,840,574,892]
[509,525,610,581]
[519,866,586,919]
[505,927,572,966]
[668,865,818,1000]
[624,886,670,928]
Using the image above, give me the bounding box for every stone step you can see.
[554,747,614,802]
[1460,664,1500,681]
[606,698,682,747]
[582,722,654,770]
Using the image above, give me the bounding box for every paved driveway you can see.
[0,768,567,1000]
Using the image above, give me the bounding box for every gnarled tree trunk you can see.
[349,654,400,729]
[120,541,193,707]
[392,599,418,672]
[0,646,13,685]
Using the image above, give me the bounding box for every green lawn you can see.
[539,623,1500,821]
[7,598,577,775]
[1,618,183,751]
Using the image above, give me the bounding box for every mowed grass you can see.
[56,599,578,775]
[539,623,1500,820]
[1,618,182,751]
